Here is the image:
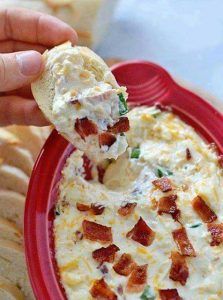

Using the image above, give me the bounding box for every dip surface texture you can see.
[54,106,223,300]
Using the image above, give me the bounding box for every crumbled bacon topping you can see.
[186,148,192,160]
[82,220,112,244]
[113,253,136,276]
[76,202,90,212]
[192,196,217,223]
[99,132,116,147]
[118,202,137,216]
[91,203,105,215]
[108,117,130,134]
[152,177,172,192]
[207,223,223,246]
[92,244,120,264]
[97,166,106,184]
[169,251,189,286]
[159,289,182,300]
[126,217,155,247]
[76,203,105,215]
[83,155,93,181]
[90,278,117,300]
[126,264,148,293]
[158,195,180,221]
[172,227,196,257]
[75,117,98,140]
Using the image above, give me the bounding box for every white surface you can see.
[97,0,223,102]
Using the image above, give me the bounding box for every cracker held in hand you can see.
[32,42,129,162]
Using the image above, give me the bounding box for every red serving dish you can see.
[25,61,223,300]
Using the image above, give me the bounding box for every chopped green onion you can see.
[118,93,128,115]
[131,147,140,159]
[120,132,125,136]
[156,166,173,178]
[189,222,202,228]
[149,108,161,118]
[140,285,155,300]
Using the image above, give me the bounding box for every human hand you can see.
[0,8,78,126]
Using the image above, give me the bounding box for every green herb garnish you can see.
[118,93,128,115]
[120,132,125,136]
[131,147,140,159]
[149,108,161,118]
[140,285,155,300]
[156,166,173,178]
[189,222,202,228]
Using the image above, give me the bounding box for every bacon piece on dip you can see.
[113,253,136,276]
[207,223,223,246]
[90,278,117,300]
[172,227,196,257]
[108,117,130,134]
[76,203,105,215]
[76,202,90,212]
[126,264,148,293]
[159,289,182,300]
[82,220,112,244]
[192,196,217,223]
[126,217,155,246]
[152,177,172,192]
[186,148,192,160]
[92,244,120,264]
[99,132,116,147]
[158,195,180,221]
[91,203,105,215]
[118,202,137,216]
[75,117,98,140]
[169,251,189,286]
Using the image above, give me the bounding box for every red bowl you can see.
[25,61,223,300]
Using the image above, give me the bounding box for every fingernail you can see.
[16,51,43,76]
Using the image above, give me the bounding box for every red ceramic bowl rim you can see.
[25,60,223,300]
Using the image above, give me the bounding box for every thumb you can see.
[0,51,43,92]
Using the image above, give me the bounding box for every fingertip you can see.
[16,50,44,77]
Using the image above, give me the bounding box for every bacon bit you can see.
[76,202,90,211]
[91,203,105,215]
[76,202,105,215]
[186,148,192,160]
[70,99,80,105]
[74,230,83,242]
[113,253,137,276]
[126,264,148,293]
[152,177,172,193]
[98,264,109,274]
[158,195,180,221]
[92,244,120,264]
[192,196,217,223]
[83,155,93,181]
[108,117,130,134]
[118,202,137,216]
[99,132,116,147]
[172,227,196,257]
[82,220,112,244]
[169,251,189,286]
[159,289,182,300]
[90,278,117,300]
[208,223,223,246]
[97,166,106,183]
[126,217,155,247]
[75,118,98,140]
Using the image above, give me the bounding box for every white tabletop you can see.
[98,0,223,103]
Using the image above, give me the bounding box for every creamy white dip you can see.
[54,106,223,300]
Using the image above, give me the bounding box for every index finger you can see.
[0,8,78,46]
